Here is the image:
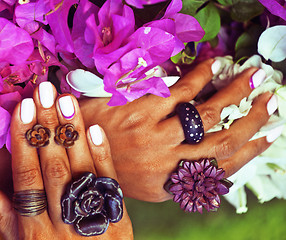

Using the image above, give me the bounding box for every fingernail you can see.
[266,125,284,143]
[89,124,103,146]
[39,82,54,108]
[21,98,35,124]
[249,69,266,89]
[267,95,278,115]
[59,96,75,119]
[211,59,221,75]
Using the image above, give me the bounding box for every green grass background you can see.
[125,193,286,240]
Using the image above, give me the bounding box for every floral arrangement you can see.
[0,0,286,213]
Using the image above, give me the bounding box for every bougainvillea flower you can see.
[145,0,204,56]
[0,18,33,65]
[46,0,78,53]
[258,0,286,21]
[0,106,10,149]
[71,0,99,68]
[84,0,135,74]
[125,0,166,9]
[169,159,233,213]
[103,27,176,105]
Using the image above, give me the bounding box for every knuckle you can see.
[178,84,195,99]
[38,111,58,127]
[200,106,219,127]
[93,150,111,164]
[44,159,69,184]
[215,135,236,159]
[14,167,40,187]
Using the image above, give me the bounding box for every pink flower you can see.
[125,0,166,9]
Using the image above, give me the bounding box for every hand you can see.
[5,84,133,239]
[79,59,278,202]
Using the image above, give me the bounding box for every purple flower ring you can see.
[168,158,233,213]
[61,172,124,236]
[176,102,204,144]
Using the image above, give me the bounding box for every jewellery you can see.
[176,102,204,144]
[25,124,51,147]
[166,158,233,213]
[61,172,123,236]
[13,190,47,217]
[54,123,79,148]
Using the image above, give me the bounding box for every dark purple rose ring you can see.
[61,172,124,236]
[176,102,204,144]
[166,158,233,213]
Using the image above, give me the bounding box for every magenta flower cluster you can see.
[169,158,233,213]
[0,0,204,151]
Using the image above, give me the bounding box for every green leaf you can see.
[194,2,221,42]
[217,0,233,6]
[230,0,264,22]
[235,24,263,60]
[181,0,207,16]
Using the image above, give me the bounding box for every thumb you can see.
[0,191,18,240]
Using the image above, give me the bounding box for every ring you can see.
[13,190,47,217]
[176,102,204,144]
[61,172,123,236]
[25,124,51,147]
[54,123,79,148]
[166,158,233,213]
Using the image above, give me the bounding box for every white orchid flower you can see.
[66,67,180,98]
[209,55,286,213]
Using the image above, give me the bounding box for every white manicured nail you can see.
[250,69,266,89]
[39,82,54,108]
[266,125,284,143]
[89,125,103,146]
[267,95,278,115]
[21,98,35,124]
[59,96,75,119]
[211,59,221,75]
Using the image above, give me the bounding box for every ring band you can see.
[13,190,47,217]
[176,102,204,144]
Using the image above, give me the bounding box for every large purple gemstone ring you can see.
[167,158,233,213]
[61,172,123,236]
[176,102,204,144]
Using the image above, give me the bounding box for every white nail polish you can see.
[211,59,221,75]
[267,95,278,115]
[59,96,75,119]
[250,69,266,89]
[89,125,103,146]
[39,82,54,108]
[266,125,284,143]
[21,98,35,124]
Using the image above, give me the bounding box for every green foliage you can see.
[181,0,207,16]
[195,2,221,42]
[126,197,286,240]
[230,0,265,22]
[217,0,233,6]
[235,24,263,60]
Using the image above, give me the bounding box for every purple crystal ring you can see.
[167,158,233,213]
[176,102,204,144]
[61,172,123,237]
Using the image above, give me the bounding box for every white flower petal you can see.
[224,187,248,214]
[162,76,180,87]
[258,25,286,62]
[66,69,112,97]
